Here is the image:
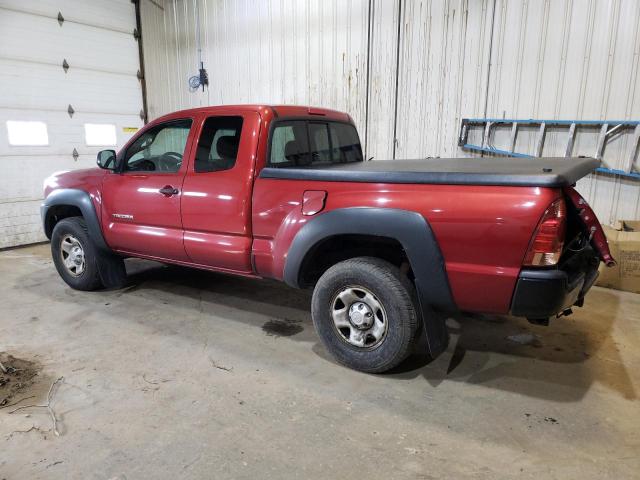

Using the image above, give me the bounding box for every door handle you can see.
[159,185,179,196]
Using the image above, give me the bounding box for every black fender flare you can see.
[42,189,127,288]
[41,188,110,252]
[284,207,455,357]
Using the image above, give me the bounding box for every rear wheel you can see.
[51,217,103,291]
[311,257,418,373]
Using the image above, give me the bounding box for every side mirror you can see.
[97,149,116,170]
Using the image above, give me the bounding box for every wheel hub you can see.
[70,246,84,265]
[331,286,388,349]
[348,301,374,330]
[60,234,86,277]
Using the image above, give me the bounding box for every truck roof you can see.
[152,104,352,124]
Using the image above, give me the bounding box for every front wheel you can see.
[311,257,419,373]
[51,217,103,291]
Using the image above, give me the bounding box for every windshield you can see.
[268,121,363,167]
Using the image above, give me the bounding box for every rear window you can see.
[268,121,363,167]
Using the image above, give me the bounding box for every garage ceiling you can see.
[0,0,144,248]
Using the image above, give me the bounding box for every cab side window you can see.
[194,116,244,173]
[309,123,332,164]
[268,121,362,167]
[124,120,192,173]
[268,121,310,167]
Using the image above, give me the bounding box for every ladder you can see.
[458,118,640,180]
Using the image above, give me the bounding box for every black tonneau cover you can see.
[259,157,599,187]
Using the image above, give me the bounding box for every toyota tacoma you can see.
[41,105,614,372]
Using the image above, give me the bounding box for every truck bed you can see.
[260,156,599,187]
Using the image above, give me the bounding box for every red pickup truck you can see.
[42,105,614,372]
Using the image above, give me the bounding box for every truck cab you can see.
[91,105,353,274]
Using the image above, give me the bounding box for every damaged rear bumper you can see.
[510,262,599,320]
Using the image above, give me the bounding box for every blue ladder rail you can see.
[458,118,640,180]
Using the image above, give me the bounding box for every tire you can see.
[311,257,419,373]
[51,217,103,291]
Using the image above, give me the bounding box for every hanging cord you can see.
[189,0,208,92]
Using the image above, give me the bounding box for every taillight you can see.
[523,198,566,267]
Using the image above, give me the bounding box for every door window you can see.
[123,119,192,173]
[194,116,244,172]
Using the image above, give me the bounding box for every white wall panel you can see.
[0,9,139,74]
[485,0,640,224]
[394,0,494,159]
[0,61,142,113]
[0,0,137,33]
[0,110,142,159]
[142,0,369,133]
[141,0,640,223]
[364,0,398,160]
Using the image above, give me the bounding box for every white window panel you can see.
[84,123,117,146]
[6,120,49,146]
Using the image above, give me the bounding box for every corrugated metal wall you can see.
[486,0,640,224]
[141,0,369,128]
[140,0,640,223]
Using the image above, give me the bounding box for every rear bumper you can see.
[510,265,599,319]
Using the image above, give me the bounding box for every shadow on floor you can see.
[20,256,638,403]
[385,291,636,402]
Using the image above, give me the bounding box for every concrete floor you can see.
[0,244,639,480]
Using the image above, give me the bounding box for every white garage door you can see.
[0,0,144,248]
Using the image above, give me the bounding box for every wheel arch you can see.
[296,233,407,287]
[42,189,109,252]
[284,207,455,357]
